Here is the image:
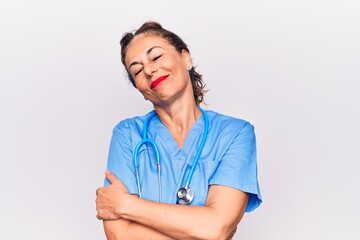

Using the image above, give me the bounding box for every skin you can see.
[96,34,249,239]
[126,34,200,147]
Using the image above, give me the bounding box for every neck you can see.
[154,99,202,149]
[154,102,201,132]
[154,80,202,129]
[151,79,203,148]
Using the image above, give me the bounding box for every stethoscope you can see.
[133,108,209,205]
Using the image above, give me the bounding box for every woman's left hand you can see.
[96,171,130,220]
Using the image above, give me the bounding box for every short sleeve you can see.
[104,121,138,195]
[209,122,262,212]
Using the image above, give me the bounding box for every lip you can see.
[151,75,169,89]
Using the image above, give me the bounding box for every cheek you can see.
[133,78,146,90]
[162,61,176,72]
[161,56,183,72]
[134,79,152,97]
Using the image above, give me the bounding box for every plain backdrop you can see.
[1,0,359,239]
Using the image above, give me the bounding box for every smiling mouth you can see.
[151,75,169,89]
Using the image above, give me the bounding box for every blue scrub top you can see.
[105,110,262,212]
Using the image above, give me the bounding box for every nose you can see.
[143,63,157,78]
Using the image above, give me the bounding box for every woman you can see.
[96,22,262,240]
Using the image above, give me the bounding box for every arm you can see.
[98,176,175,240]
[103,219,174,240]
[102,121,177,239]
[97,121,259,239]
[97,172,249,240]
[120,185,248,240]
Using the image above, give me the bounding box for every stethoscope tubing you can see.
[184,108,209,189]
[133,108,208,203]
[134,111,162,201]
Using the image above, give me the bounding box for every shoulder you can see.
[112,111,155,133]
[206,110,254,135]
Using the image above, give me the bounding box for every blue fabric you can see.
[104,110,262,212]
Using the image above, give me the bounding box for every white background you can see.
[1,0,359,239]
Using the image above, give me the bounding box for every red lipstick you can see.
[151,75,169,89]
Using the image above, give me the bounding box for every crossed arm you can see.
[96,171,249,240]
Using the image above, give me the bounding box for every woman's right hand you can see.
[96,171,133,220]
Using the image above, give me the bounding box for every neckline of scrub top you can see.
[152,111,207,161]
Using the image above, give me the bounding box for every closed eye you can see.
[133,55,162,76]
[153,55,162,61]
[135,68,143,76]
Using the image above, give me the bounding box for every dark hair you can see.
[120,21,206,106]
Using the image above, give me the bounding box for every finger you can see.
[105,170,120,184]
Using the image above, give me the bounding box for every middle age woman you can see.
[96,22,262,240]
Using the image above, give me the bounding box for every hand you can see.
[96,171,130,220]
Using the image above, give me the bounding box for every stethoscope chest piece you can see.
[177,187,194,205]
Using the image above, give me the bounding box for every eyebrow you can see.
[128,46,163,70]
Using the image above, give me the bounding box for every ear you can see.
[181,49,193,69]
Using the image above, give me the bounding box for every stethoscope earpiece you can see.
[177,187,194,205]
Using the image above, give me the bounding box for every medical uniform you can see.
[105,110,262,212]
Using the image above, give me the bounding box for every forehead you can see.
[125,34,174,65]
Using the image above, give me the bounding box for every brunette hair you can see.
[120,21,206,106]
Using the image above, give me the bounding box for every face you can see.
[125,34,193,106]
